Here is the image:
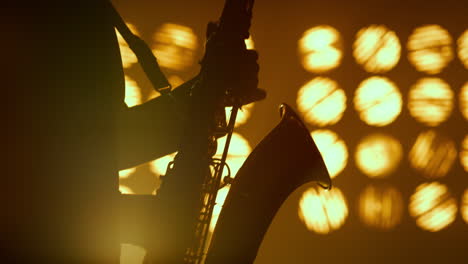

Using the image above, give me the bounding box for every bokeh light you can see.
[298,25,343,73]
[407,25,454,74]
[245,35,255,50]
[297,77,346,127]
[409,182,457,232]
[214,133,252,177]
[149,152,177,177]
[462,135,468,172]
[355,133,403,178]
[462,189,468,224]
[458,30,468,69]
[460,82,468,120]
[119,185,134,194]
[409,130,457,179]
[225,103,255,128]
[358,184,404,230]
[124,75,143,107]
[298,186,348,234]
[209,186,230,232]
[116,23,140,68]
[119,167,136,179]
[353,25,401,73]
[354,77,402,126]
[408,78,454,126]
[120,243,146,264]
[152,23,198,71]
[311,130,348,178]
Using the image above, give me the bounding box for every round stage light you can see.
[152,23,198,71]
[355,133,403,178]
[298,26,343,73]
[462,189,468,224]
[409,182,457,232]
[354,77,402,126]
[297,77,347,127]
[298,186,348,234]
[311,130,348,178]
[358,184,403,230]
[461,82,468,121]
[353,25,401,73]
[116,23,140,69]
[408,78,454,127]
[225,102,255,128]
[124,75,143,107]
[209,186,230,232]
[458,29,468,69]
[407,25,454,74]
[462,135,468,172]
[214,133,252,177]
[409,130,457,179]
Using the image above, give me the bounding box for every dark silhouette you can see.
[2,1,262,262]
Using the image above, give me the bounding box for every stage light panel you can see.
[311,130,348,178]
[407,25,454,74]
[116,23,140,69]
[124,75,143,107]
[298,186,348,234]
[409,182,457,232]
[458,29,468,69]
[354,77,402,126]
[298,26,343,73]
[297,77,346,127]
[353,25,401,73]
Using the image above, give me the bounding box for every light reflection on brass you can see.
[297,77,347,127]
[311,130,348,179]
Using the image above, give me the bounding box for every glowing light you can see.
[225,103,255,128]
[311,130,348,178]
[119,185,134,194]
[458,30,468,69]
[461,82,468,120]
[124,76,143,107]
[358,184,403,230]
[119,167,136,179]
[355,133,403,178]
[149,152,177,176]
[299,186,348,234]
[214,133,252,177]
[462,135,468,172]
[409,182,457,232]
[462,189,468,224]
[407,25,454,74]
[120,243,146,264]
[408,78,454,126]
[116,23,140,68]
[353,25,401,73]
[409,130,457,179]
[209,186,230,232]
[245,35,255,50]
[152,23,198,71]
[297,78,346,127]
[298,26,343,73]
[354,77,402,126]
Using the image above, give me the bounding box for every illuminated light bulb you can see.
[152,23,198,71]
[409,130,457,179]
[116,23,140,68]
[298,186,348,234]
[460,82,468,120]
[225,102,255,128]
[407,25,454,74]
[358,184,403,230]
[409,182,457,232]
[119,185,134,194]
[355,133,403,178]
[311,130,348,178]
[408,78,454,126]
[214,133,252,177]
[297,77,346,127]
[245,35,255,50]
[462,135,468,172]
[149,152,177,176]
[209,186,230,232]
[119,167,136,179]
[462,189,468,224]
[120,243,146,264]
[124,75,143,107]
[298,26,343,73]
[354,77,402,126]
[458,30,468,69]
[353,25,401,73]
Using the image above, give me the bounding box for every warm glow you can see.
[311,130,348,178]
[120,243,146,264]
[298,26,343,73]
[458,30,468,69]
[462,189,468,224]
[149,152,177,177]
[462,135,468,172]
[298,186,348,234]
[408,78,454,126]
[297,77,346,127]
[124,75,143,107]
[245,35,255,50]
[409,182,457,232]
[461,82,468,120]
[355,133,402,178]
[116,23,140,68]
[409,130,457,179]
[358,184,403,230]
[119,185,134,194]
[209,186,231,232]
[353,25,401,73]
[354,77,402,126]
[225,103,255,128]
[152,23,198,71]
[119,167,136,179]
[407,25,454,74]
[214,133,252,177]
